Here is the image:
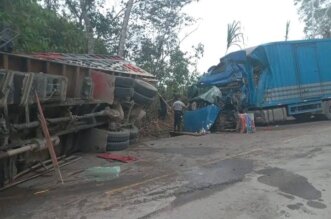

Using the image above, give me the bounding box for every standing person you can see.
[172,96,186,131]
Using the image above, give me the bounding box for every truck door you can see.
[294,43,322,100]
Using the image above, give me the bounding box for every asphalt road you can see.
[1,120,331,219]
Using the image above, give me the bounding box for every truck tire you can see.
[107,129,130,142]
[115,87,134,100]
[133,91,154,105]
[107,140,129,151]
[134,79,157,98]
[115,76,135,88]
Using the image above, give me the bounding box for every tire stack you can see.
[114,76,135,102]
[133,79,158,105]
[110,76,158,150]
[106,129,130,151]
[115,76,158,105]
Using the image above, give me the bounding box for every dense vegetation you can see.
[0,0,203,98]
[295,0,331,38]
[1,0,329,98]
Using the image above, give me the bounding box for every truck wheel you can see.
[107,129,130,142]
[115,87,134,100]
[107,140,130,151]
[115,76,135,88]
[133,91,155,105]
[134,79,157,98]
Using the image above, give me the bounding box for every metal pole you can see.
[0,136,60,160]
[12,110,108,130]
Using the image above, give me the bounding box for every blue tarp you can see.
[183,104,221,133]
[199,50,248,86]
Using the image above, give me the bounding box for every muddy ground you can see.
[1,120,331,218]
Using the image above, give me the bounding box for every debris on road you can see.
[97,153,138,163]
[0,155,81,191]
[84,166,121,181]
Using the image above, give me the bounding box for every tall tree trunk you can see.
[118,0,134,57]
[80,0,94,54]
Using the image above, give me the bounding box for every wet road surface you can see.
[1,120,331,218]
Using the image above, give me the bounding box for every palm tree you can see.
[226,20,244,53]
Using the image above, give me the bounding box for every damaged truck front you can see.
[0,52,157,187]
[199,38,331,123]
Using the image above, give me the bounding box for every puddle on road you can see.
[139,159,254,218]
[307,200,327,209]
[257,168,321,200]
[287,203,303,210]
[148,147,217,156]
[173,159,254,206]
[257,167,327,209]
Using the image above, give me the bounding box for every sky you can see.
[180,0,306,73]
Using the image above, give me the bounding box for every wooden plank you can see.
[35,92,64,184]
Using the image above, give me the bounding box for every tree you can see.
[80,0,94,53]
[226,20,244,53]
[43,0,59,11]
[0,0,97,53]
[118,0,202,97]
[294,0,331,38]
[63,0,121,54]
[0,0,204,97]
[64,0,100,53]
[118,0,134,57]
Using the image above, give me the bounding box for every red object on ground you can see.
[97,153,138,163]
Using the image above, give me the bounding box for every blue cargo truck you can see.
[199,38,331,121]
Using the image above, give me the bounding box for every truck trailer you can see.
[0,52,157,187]
[199,38,331,122]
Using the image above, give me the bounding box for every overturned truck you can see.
[0,52,157,187]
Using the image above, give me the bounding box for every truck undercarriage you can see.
[0,52,157,187]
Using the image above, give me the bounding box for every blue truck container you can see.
[199,38,331,119]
